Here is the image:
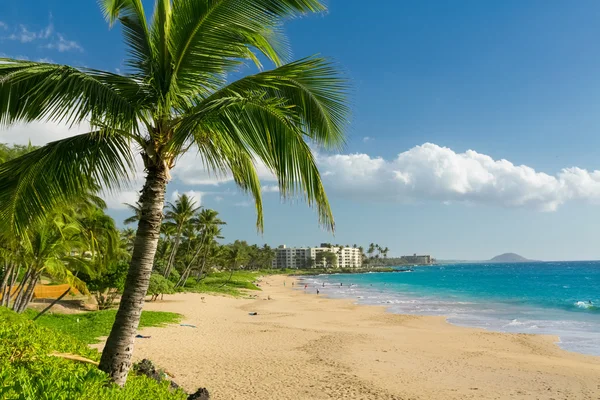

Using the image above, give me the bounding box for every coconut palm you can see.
[175,208,225,286]
[0,0,348,384]
[162,193,200,278]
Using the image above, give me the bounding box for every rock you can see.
[187,388,210,400]
[133,358,180,389]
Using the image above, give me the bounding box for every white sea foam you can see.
[300,275,600,356]
[575,301,593,309]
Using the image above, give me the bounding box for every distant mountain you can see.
[488,253,534,263]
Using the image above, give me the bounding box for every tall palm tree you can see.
[0,0,348,384]
[368,243,375,259]
[162,193,200,278]
[176,208,225,286]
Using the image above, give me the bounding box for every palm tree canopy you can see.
[163,193,201,228]
[0,0,349,237]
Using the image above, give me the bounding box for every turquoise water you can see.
[302,261,600,355]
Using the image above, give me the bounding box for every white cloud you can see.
[103,190,140,210]
[234,201,252,207]
[362,136,373,143]
[4,121,600,213]
[37,57,54,63]
[45,34,83,52]
[170,190,203,206]
[9,25,38,43]
[262,185,279,193]
[318,143,600,211]
[5,19,81,52]
[0,121,89,145]
[214,196,224,203]
[172,150,276,185]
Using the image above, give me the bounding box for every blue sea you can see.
[301,261,600,356]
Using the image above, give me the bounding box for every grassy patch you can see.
[184,270,261,297]
[25,309,181,344]
[0,307,186,400]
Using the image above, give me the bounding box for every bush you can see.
[0,307,186,400]
[148,274,175,301]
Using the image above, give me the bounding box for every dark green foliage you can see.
[0,307,186,399]
[23,309,181,345]
[147,274,176,301]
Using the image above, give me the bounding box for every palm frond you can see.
[100,0,154,76]
[0,131,134,237]
[0,60,140,129]
[176,57,349,152]
[167,0,326,98]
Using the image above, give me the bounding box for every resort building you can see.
[400,254,434,265]
[272,245,363,269]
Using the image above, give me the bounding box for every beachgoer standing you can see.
[317,289,320,295]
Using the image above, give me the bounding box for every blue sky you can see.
[2,0,600,260]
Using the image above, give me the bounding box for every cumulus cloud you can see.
[172,150,276,185]
[319,143,600,211]
[3,121,600,212]
[0,22,8,30]
[362,136,373,143]
[103,190,141,210]
[170,190,203,206]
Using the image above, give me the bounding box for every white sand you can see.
[103,275,600,399]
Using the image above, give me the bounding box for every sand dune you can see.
[109,275,600,399]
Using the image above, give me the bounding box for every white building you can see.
[272,244,363,269]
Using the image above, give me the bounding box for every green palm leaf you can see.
[0,131,133,237]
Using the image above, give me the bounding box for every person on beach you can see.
[317,289,320,295]
[322,282,325,287]
[304,284,308,290]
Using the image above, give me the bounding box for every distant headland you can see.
[488,253,537,263]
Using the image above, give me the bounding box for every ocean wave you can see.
[575,301,595,309]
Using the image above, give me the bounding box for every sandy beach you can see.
[110,275,600,400]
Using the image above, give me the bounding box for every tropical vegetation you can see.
[0,307,186,400]
[0,0,348,386]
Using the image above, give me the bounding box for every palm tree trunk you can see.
[6,264,21,307]
[0,263,13,306]
[16,272,39,313]
[99,163,168,386]
[12,267,32,311]
[163,230,181,279]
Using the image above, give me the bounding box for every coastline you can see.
[114,274,600,400]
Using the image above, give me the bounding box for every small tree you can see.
[147,274,175,302]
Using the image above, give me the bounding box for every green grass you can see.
[24,309,182,344]
[0,307,186,400]
[184,270,261,297]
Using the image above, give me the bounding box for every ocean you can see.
[301,261,600,356]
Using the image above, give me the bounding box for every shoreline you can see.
[295,273,600,357]
[117,274,600,400]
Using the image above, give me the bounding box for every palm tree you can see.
[162,193,200,279]
[0,0,348,384]
[368,243,375,259]
[176,208,225,287]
